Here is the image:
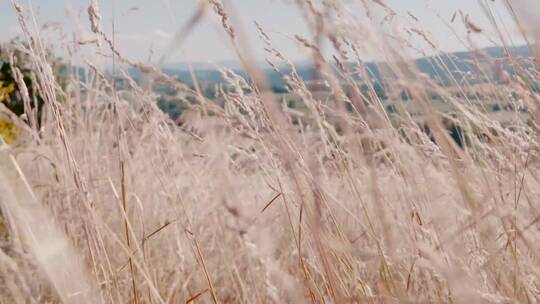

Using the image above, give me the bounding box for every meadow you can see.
[0,0,539,303]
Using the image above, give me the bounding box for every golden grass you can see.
[0,0,539,303]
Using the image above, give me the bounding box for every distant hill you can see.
[412,45,531,85]
[128,45,532,87]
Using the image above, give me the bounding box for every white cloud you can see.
[151,29,172,40]
[115,32,142,41]
[116,29,172,42]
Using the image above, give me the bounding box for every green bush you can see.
[0,41,67,130]
[0,43,45,128]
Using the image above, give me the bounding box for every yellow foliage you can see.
[0,81,16,102]
[0,118,19,144]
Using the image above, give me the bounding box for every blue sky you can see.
[0,0,529,65]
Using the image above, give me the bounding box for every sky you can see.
[0,0,532,66]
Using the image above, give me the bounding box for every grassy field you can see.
[1,0,540,303]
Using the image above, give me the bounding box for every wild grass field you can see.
[0,0,539,303]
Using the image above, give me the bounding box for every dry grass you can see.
[1,0,540,303]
